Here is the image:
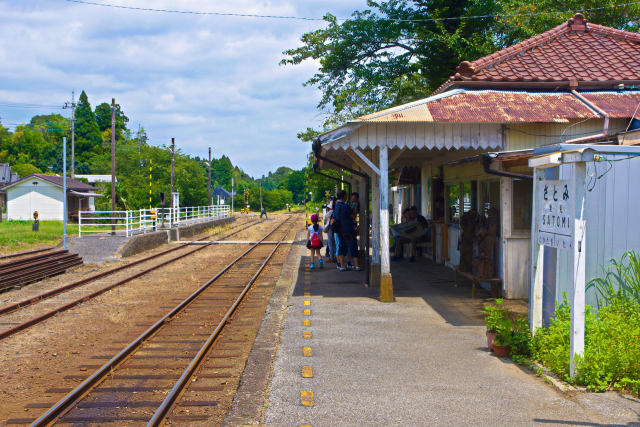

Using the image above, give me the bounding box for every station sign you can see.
[536,179,573,250]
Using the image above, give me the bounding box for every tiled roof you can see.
[436,13,640,94]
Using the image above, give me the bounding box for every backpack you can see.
[310,230,322,248]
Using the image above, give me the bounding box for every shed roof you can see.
[1,174,96,192]
[354,89,640,124]
[213,186,232,198]
[436,13,640,94]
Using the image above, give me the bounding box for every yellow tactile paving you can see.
[302,347,313,357]
[303,300,311,306]
[303,309,311,316]
[302,319,310,326]
[300,390,314,406]
[302,366,313,378]
[302,331,312,339]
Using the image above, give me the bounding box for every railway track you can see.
[24,214,296,426]
[0,250,83,291]
[0,217,265,341]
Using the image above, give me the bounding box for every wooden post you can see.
[379,145,394,302]
[371,174,381,288]
[530,167,545,331]
[111,98,116,234]
[208,147,212,206]
[170,138,175,208]
[570,162,587,377]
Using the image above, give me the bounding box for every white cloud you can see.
[0,0,367,176]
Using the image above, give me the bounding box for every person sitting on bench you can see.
[391,206,430,262]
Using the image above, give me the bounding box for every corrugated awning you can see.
[69,190,102,197]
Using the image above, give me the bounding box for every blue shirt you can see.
[333,200,353,234]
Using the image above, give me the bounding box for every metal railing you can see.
[78,205,231,237]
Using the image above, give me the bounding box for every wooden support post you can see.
[371,175,381,288]
[379,145,394,302]
[570,162,587,377]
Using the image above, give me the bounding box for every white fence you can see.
[78,205,231,237]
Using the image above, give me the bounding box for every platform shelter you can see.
[313,13,640,302]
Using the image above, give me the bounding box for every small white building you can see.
[2,174,100,221]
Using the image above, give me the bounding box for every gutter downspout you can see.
[481,154,533,180]
[570,89,609,137]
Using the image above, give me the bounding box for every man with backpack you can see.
[331,190,354,271]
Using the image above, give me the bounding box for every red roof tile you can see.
[436,13,640,94]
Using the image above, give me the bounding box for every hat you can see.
[310,214,319,222]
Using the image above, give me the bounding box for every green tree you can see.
[12,163,42,178]
[283,0,640,127]
[94,102,129,138]
[74,90,103,163]
[213,155,233,190]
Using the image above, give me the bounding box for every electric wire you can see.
[62,0,640,23]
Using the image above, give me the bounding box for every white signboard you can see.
[536,179,573,250]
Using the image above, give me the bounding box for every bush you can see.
[484,299,531,358]
[532,296,640,394]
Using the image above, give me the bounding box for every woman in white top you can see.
[323,197,336,262]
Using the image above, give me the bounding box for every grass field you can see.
[0,220,79,254]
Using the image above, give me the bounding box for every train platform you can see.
[228,237,640,426]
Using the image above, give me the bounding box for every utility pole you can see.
[208,147,212,206]
[259,180,263,212]
[63,137,67,249]
[170,138,175,208]
[63,91,76,179]
[111,98,116,234]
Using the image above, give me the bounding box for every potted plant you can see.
[493,315,513,357]
[483,298,504,351]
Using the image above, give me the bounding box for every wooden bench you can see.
[454,268,502,299]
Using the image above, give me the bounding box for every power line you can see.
[62,0,640,23]
[0,102,63,109]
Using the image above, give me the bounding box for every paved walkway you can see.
[263,252,640,426]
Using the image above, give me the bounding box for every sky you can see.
[0,0,367,177]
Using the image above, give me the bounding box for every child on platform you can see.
[307,213,323,270]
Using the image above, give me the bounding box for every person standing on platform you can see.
[331,190,353,271]
[323,196,336,263]
[307,213,323,270]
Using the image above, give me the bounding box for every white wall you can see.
[7,179,63,220]
[554,155,640,308]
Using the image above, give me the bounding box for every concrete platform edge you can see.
[223,230,306,426]
[117,216,236,258]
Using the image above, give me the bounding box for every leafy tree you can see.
[12,163,42,178]
[74,90,103,163]
[283,0,640,127]
[213,155,233,190]
[94,102,129,140]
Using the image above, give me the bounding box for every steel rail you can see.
[0,218,262,318]
[148,220,288,426]
[0,250,69,272]
[29,216,294,427]
[0,218,264,340]
[0,246,56,261]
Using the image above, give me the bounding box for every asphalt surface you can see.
[65,234,127,264]
[264,256,640,426]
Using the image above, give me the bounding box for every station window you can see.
[512,179,532,232]
[446,183,460,223]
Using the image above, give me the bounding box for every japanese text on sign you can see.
[537,179,573,250]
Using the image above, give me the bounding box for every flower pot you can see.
[493,344,511,358]
[486,331,497,352]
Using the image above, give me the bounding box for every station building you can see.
[2,173,100,221]
[313,13,640,302]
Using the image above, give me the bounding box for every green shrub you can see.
[483,298,504,332]
[532,295,640,394]
[587,250,640,308]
